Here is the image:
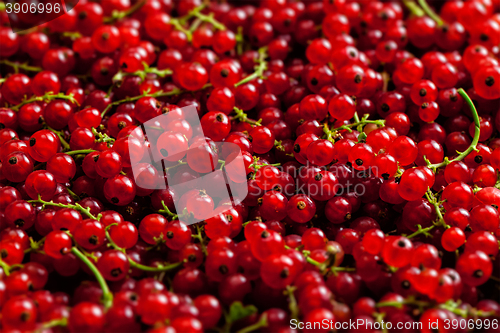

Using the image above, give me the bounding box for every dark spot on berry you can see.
[15,219,24,227]
[296,201,306,210]
[100,67,109,76]
[188,254,196,262]
[225,214,233,222]
[166,231,174,239]
[380,11,389,20]
[257,198,263,205]
[111,268,122,277]
[280,268,290,278]
[384,44,392,51]
[8,156,17,164]
[89,235,98,245]
[310,77,318,86]
[246,172,254,180]
[261,230,270,238]
[397,240,406,247]
[382,173,389,180]
[93,154,100,162]
[78,11,87,20]
[473,270,483,278]
[284,19,291,26]
[355,158,363,166]
[216,113,224,122]
[354,74,362,84]
[345,213,351,220]
[314,173,323,181]
[474,155,483,164]
[273,184,282,192]
[160,149,168,157]
[101,32,110,40]
[30,138,36,146]
[220,68,229,77]
[381,103,389,112]
[121,62,128,69]
[402,280,411,289]
[219,265,228,274]
[492,204,498,209]
[118,121,127,129]
[480,33,489,41]
[20,312,30,322]
[421,102,428,109]
[1,249,8,258]
[0,123,4,129]
[111,197,120,204]
[485,76,495,87]
[450,94,458,102]
[419,88,427,97]
[349,51,356,58]
[293,144,300,152]
[129,293,138,301]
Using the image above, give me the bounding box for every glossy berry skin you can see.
[24,170,57,200]
[456,251,492,287]
[97,250,130,281]
[200,112,231,141]
[96,150,123,178]
[44,231,73,259]
[381,236,413,268]
[28,130,60,162]
[286,194,316,223]
[46,153,77,183]
[103,175,136,206]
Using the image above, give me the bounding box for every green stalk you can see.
[28,196,98,220]
[0,258,11,276]
[103,0,146,23]
[104,224,183,272]
[234,47,268,87]
[11,92,79,112]
[418,0,444,26]
[236,315,268,333]
[65,149,96,156]
[71,247,113,309]
[402,0,425,16]
[0,59,43,73]
[428,89,480,170]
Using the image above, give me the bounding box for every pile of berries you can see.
[0,0,500,332]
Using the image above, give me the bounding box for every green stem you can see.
[192,224,208,256]
[418,0,444,26]
[406,224,435,239]
[112,63,173,83]
[28,196,98,220]
[285,286,300,320]
[71,247,113,309]
[0,59,43,73]
[428,89,480,170]
[234,47,268,87]
[236,315,267,333]
[65,149,96,156]
[192,11,226,30]
[158,200,178,219]
[129,260,183,272]
[46,126,70,150]
[38,318,68,331]
[11,92,79,112]
[92,127,115,145]
[104,224,184,272]
[103,0,146,23]
[0,258,11,276]
[232,107,262,126]
[402,0,425,17]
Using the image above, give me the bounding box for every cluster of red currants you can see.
[0,0,500,332]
